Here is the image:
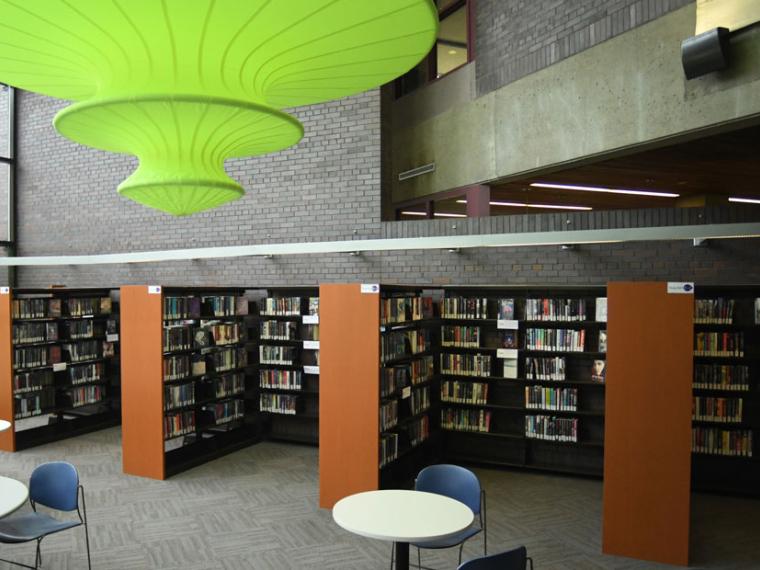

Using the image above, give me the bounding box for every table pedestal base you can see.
[395,541,409,570]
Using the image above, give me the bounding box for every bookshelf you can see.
[0,288,120,452]
[121,286,260,479]
[253,287,320,445]
[691,286,760,496]
[438,286,607,477]
[319,284,438,508]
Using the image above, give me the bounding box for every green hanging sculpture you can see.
[0,0,437,215]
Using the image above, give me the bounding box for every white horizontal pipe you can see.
[1,222,758,267]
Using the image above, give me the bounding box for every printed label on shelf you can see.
[0,287,8,295]
[360,283,380,294]
[303,340,320,350]
[302,314,319,324]
[497,348,519,359]
[53,362,67,372]
[667,282,694,294]
[148,285,162,295]
[497,319,519,330]
[303,365,320,375]
[106,334,119,342]
[402,386,411,399]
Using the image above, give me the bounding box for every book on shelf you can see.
[165,382,195,410]
[216,372,245,398]
[165,410,195,439]
[591,360,606,383]
[502,357,518,379]
[69,362,104,386]
[525,356,566,381]
[755,298,760,325]
[595,297,607,322]
[692,426,752,457]
[441,325,480,348]
[14,391,56,419]
[525,386,578,411]
[525,414,578,442]
[497,298,515,320]
[441,407,491,433]
[440,353,491,377]
[406,415,430,447]
[191,354,206,376]
[259,345,296,365]
[381,328,431,363]
[500,330,518,349]
[694,331,744,357]
[380,433,399,467]
[598,330,607,353]
[381,356,434,397]
[409,386,431,415]
[260,369,302,390]
[694,298,735,324]
[692,396,743,423]
[525,328,585,352]
[260,392,299,415]
[441,297,488,320]
[261,297,301,316]
[68,384,105,407]
[441,380,489,405]
[205,399,244,425]
[260,320,297,340]
[526,298,587,321]
[14,369,55,394]
[380,400,398,430]
[308,297,319,316]
[693,364,749,391]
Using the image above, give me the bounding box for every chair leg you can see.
[458,542,464,565]
[417,547,421,569]
[84,521,92,570]
[527,556,534,570]
[35,539,42,569]
[390,543,394,570]
[80,485,92,570]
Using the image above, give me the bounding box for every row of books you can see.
[69,384,105,407]
[13,340,114,370]
[694,298,735,324]
[163,348,248,381]
[692,396,743,423]
[13,345,59,369]
[692,427,753,457]
[13,369,54,394]
[381,356,435,397]
[12,322,57,344]
[165,383,195,411]
[441,407,491,432]
[525,415,579,442]
[410,386,431,415]
[14,391,55,418]
[380,296,432,325]
[259,369,302,390]
[441,297,515,320]
[693,364,750,391]
[380,400,398,430]
[163,295,247,320]
[525,386,578,411]
[408,415,430,447]
[70,362,105,385]
[12,296,112,320]
[381,329,431,363]
[440,353,491,377]
[66,340,101,362]
[165,410,195,439]
[260,297,302,316]
[206,399,244,424]
[380,433,398,467]
[164,325,192,351]
[260,320,297,340]
[525,298,587,322]
[441,380,488,405]
[693,332,744,357]
[259,345,296,365]
[216,373,246,398]
[441,325,481,348]
[525,356,566,381]
[259,393,298,415]
[525,328,585,352]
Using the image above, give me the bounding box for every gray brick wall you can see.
[10,90,760,289]
[475,0,694,96]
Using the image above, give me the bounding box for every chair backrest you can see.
[29,461,80,512]
[415,464,481,514]
[457,546,528,570]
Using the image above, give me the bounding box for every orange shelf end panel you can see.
[120,285,165,480]
[0,289,14,452]
[603,281,693,566]
[319,283,380,508]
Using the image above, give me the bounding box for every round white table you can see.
[0,420,11,432]
[333,490,474,570]
[0,476,29,518]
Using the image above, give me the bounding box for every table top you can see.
[0,476,29,518]
[332,489,474,543]
[0,420,11,432]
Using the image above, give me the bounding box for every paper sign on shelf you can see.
[106,334,119,342]
[0,287,9,295]
[402,386,411,399]
[667,282,694,294]
[148,285,162,294]
[302,314,319,324]
[496,348,519,359]
[360,283,380,294]
[497,319,519,330]
[303,340,319,350]
[53,363,67,372]
[303,365,320,375]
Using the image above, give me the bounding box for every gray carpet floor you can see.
[1,428,759,569]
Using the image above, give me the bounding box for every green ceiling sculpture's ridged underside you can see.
[0,0,437,215]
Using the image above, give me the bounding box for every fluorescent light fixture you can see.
[400,211,467,218]
[530,182,679,198]
[728,197,760,205]
[455,199,592,211]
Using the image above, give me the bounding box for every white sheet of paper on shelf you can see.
[497,319,519,330]
[496,348,519,359]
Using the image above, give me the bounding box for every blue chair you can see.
[391,464,486,569]
[0,462,91,570]
[458,546,533,570]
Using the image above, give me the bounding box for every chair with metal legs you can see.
[0,461,92,569]
[457,546,533,570]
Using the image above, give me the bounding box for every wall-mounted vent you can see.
[398,162,436,181]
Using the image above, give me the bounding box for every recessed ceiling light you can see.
[455,199,592,211]
[530,182,679,198]
[434,212,467,218]
[728,197,760,205]
[400,211,427,216]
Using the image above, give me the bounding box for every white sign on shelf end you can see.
[667,282,694,295]
[360,283,380,294]
[148,285,162,295]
